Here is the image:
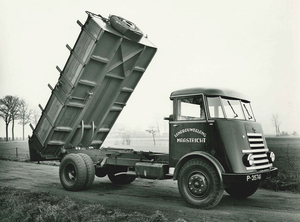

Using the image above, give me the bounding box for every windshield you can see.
[207,96,255,121]
[241,101,255,121]
[222,98,245,119]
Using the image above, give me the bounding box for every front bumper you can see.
[222,167,278,183]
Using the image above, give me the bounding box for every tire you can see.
[178,158,224,209]
[59,154,87,191]
[78,153,95,189]
[108,166,136,185]
[225,182,259,198]
[109,15,143,42]
[95,168,107,178]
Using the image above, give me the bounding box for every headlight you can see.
[243,154,255,167]
[267,151,275,163]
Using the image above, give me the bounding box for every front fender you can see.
[173,151,225,182]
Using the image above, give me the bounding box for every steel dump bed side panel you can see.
[29,13,156,159]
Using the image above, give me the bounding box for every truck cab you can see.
[166,87,277,208]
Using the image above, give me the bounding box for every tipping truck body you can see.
[29,11,157,160]
[29,12,277,209]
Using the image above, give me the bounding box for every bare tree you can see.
[0,96,12,141]
[33,109,41,126]
[146,126,158,146]
[10,97,20,140]
[0,95,20,141]
[154,113,161,136]
[118,127,131,145]
[18,100,33,140]
[271,113,281,136]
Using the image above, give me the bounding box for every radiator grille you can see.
[242,133,272,170]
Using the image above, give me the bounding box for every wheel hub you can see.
[66,164,76,182]
[188,173,208,196]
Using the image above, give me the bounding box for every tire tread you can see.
[78,153,95,189]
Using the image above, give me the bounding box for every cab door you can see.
[169,95,211,167]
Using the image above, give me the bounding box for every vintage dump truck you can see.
[29,11,277,209]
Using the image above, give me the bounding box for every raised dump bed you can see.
[29,12,157,160]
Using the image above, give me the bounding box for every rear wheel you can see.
[225,182,259,198]
[108,166,136,185]
[78,153,95,189]
[59,154,87,191]
[178,158,224,209]
[95,168,107,178]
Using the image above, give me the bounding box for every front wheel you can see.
[225,182,260,198]
[178,158,224,209]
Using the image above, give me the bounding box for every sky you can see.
[0,0,299,138]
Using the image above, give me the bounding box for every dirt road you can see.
[0,160,299,222]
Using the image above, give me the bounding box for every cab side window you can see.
[174,96,205,121]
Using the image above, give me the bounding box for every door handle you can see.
[173,124,178,127]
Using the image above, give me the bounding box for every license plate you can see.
[246,174,261,182]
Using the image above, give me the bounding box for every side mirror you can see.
[164,115,173,121]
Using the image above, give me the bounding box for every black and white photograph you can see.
[0,0,299,221]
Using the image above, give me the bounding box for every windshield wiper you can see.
[243,104,253,120]
[227,101,238,118]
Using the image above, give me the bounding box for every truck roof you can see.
[170,87,250,102]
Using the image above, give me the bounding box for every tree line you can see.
[0,95,40,141]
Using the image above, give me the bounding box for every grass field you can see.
[262,137,300,191]
[0,140,30,161]
[266,137,300,178]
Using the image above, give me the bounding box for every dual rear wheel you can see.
[59,153,95,191]
[59,154,135,191]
